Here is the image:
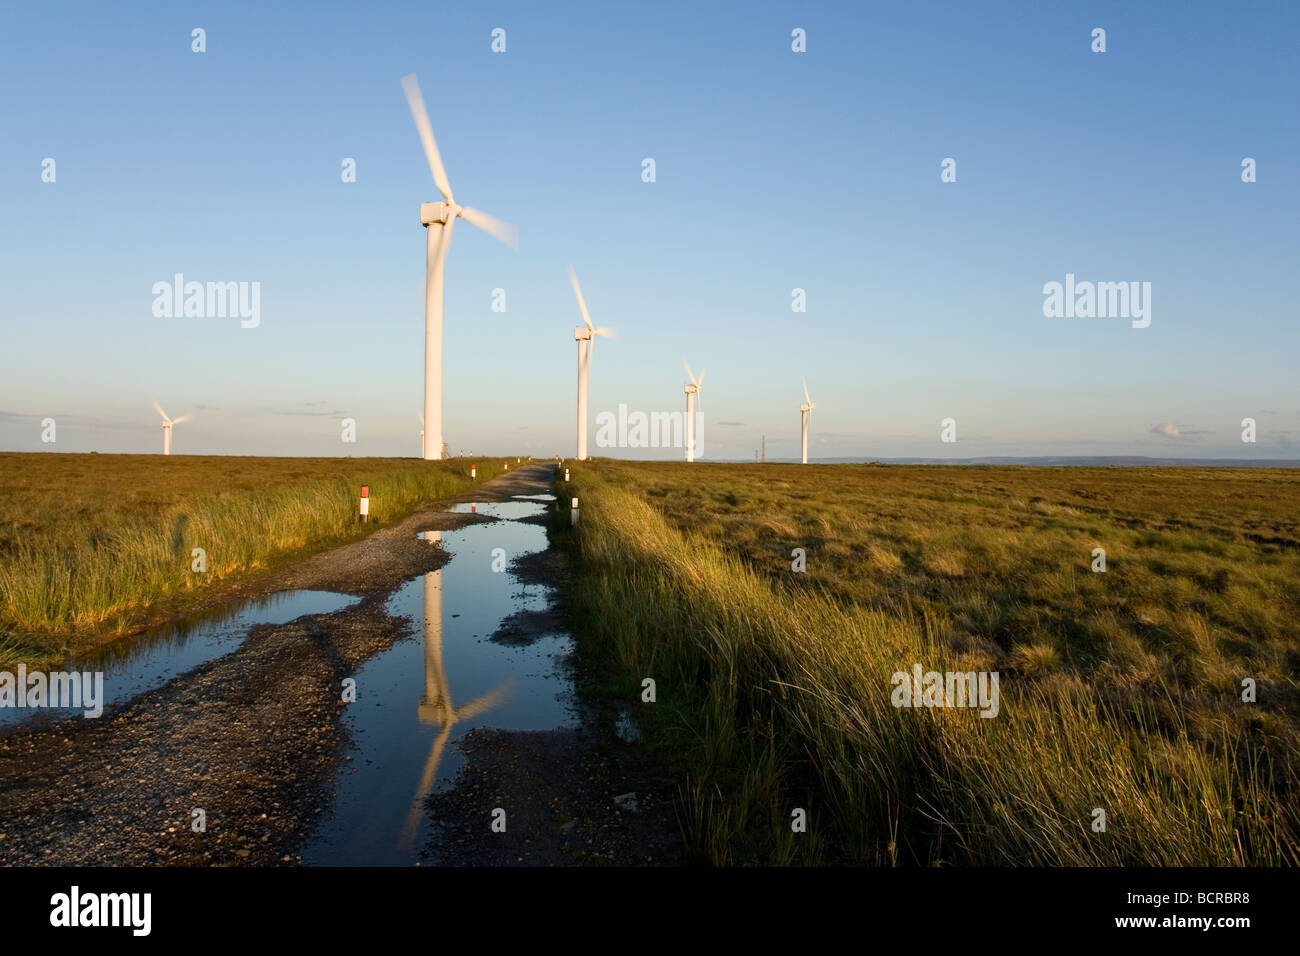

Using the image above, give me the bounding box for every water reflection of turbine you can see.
[400,531,512,847]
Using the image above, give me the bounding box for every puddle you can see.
[301,498,574,866]
[0,589,357,729]
[446,500,549,520]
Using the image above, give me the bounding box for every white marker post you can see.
[504,461,508,471]
[570,496,579,526]
[471,464,477,479]
[564,468,570,481]
[359,485,370,523]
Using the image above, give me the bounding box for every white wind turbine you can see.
[800,378,816,465]
[152,401,191,456]
[568,266,615,461]
[401,74,517,461]
[400,532,511,847]
[683,360,705,462]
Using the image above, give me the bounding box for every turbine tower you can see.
[152,401,190,456]
[683,360,705,462]
[568,266,614,461]
[400,74,517,461]
[800,379,816,465]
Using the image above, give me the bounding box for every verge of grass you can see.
[0,454,508,664]
[559,461,1299,865]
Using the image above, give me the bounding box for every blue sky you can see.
[1,0,1297,460]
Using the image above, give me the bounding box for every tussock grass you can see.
[0,453,506,662]
[562,462,1300,865]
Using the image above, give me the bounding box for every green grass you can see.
[0,453,509,664]
[559,461,1300,865]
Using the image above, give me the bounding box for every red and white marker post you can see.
[471,464,477,479]
[359,485,370,523]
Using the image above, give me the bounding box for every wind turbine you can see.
[152,401,191,456]
[683,360,705,462]
[568,266,615,461]
[400,530,512,846]
[400,74,517,461]
[800,379,816,464]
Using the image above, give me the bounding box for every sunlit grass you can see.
[561,461,1300,865]
[0,453,506,662]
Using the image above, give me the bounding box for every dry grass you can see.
[0,453,506,663]
[560,461,1300,865]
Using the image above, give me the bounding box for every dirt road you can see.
[0,463,681,866]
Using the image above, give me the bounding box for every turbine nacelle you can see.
[683,361,706,402]
[417,698,452,725]
[574,327,593,341]
[419,202,452,226]
[801,378,816,414]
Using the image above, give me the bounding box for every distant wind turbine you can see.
[568,266,615,461]
[152,401,191,455]
[800,379,816,464]
[683,360,705,462]
[400,74,517,461]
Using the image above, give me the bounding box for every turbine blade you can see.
[170,415,192,425]
[803,377,811,406]
[454,680,512,721]
[152,400,167,421]
[400,74,454,203]
[593,327,616,339]
[459,206,518,250]
[578,338,591,392]
[696,369,706,388]
[400,724,455,846]
[683,359,696,386]
[435,213,456,270]
[568,266,594,330]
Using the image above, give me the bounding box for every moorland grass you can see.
[560,461,1300,865]
[0,453,507,664]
